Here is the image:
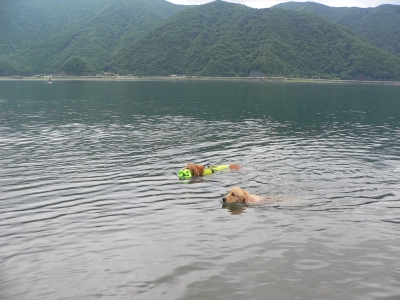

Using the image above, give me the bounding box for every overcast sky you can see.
[167,0,400,8]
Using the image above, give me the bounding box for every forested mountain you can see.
[1,0,400,80]
[274,2,400,58]
[113,1,400,80]
[0,0,185,75]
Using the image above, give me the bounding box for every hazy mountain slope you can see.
[113,1,400,79]
[2,0,400,79]
[274,2,400,58]
[0,0,186,75]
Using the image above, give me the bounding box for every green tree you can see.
[60,56,96,76]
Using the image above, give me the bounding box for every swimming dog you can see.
[182,163,241,176]
[222,187,268,203]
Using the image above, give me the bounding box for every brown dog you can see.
[184,163,241,176]
[222,187,266,203]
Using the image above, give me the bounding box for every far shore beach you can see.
[1,75,399,85]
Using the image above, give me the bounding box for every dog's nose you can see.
[222,197,226,202]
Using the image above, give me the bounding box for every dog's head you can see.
[222,187,252,203]
[184,163,205,176]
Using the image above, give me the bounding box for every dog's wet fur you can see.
[221,186,289,204]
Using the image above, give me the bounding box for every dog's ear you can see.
[186,164,198,176]
[188,164,204,176]
[195,165,204,176]
[242,190,252,203]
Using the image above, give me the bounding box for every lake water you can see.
[1,80,400,300]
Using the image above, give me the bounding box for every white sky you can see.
[166,0,400,8]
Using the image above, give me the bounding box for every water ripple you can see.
[1,81,400,300]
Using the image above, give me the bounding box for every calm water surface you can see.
[1,80,400,300]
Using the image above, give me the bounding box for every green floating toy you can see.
[178,169,192,179]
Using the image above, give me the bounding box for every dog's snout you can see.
[222,197,226,202]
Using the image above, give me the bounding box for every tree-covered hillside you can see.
[113,1,400,80]
[0,0,185,75]
[274,2,400,58]
[1,0,400,80]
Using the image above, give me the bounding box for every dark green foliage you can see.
[274,2,400,58]
[0,55,32,76]
[1,0,399,80]
[0,0,185,75]
[113,1,400,80]
[60,56,96,76]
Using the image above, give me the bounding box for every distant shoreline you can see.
[1,76,399,86]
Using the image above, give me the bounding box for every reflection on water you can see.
[222,202,247,215]
[1,80,400,300]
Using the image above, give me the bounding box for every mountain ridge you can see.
[113,1,400,79]
[274,2,400,58]
[1,0,399,80]
[0,0,185,75]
